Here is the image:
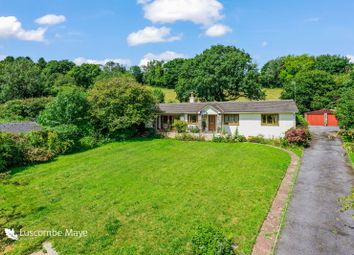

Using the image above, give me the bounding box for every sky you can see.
[0,0,354,67]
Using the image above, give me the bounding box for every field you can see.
[146,86,283,102]
[0,140,290,255]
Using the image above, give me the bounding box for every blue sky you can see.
[0,0,354,67]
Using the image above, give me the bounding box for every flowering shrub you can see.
[285,128,311,147]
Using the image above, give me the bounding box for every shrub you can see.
[189,126,200,133]
[38,86,89,128]
[79,136,99,150]
[340,129,354,142]
[296,114,308,128]
[285,128,311,147]
[25,147,54,163]
[88,76,155,138]
[175,133,205,141]
[152,88,165,103]
[247,135,267,144]
[0,133,26,172]
[173,120,187,133]
[47,124,81,154]
[0,97,52,121]
[191,224,234,255]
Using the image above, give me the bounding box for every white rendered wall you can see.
[223,113,296,138]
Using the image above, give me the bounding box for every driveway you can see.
[276,126,354,255]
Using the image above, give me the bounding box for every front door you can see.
[208,115,216,131]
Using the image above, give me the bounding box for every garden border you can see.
[251,146,300,255]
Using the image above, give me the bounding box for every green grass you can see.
[146,86,178,102]
[146,86,283,103]
[0,139,291,255]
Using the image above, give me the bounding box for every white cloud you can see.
[127,26,181,46]
[346,55,354,63]
[35,14,66,25]
[74,57,132,66]
[139,51,185,66]
[74,57,131,66]
[261,41,268,48]
[0,16,46,42]
[140,0,223,26]
[205,24,231,37]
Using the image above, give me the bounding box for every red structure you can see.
[305,109,338,126]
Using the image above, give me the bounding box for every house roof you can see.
[0,122,42,134]
[305,109,334,115]
[157,100,298,114]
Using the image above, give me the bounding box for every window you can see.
[224,114,239,125]
[261,114,279,126]
[188,114,198,124]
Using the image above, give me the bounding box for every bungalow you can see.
[155,99,298,138]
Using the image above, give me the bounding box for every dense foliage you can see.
[191,224,234,255]
[88,75,156,138]
[176,45,265,101]
[38,87,89,128]
[0,97,52,121]
[335,88,354,130]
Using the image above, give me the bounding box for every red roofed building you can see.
[305,109,338,126]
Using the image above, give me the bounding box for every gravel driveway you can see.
[276,126,354,255]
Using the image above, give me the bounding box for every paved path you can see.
[276,126,354,255]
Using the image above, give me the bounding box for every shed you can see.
[305,109,338,126]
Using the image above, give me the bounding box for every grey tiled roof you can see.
[158,100,298,114]
[0,122,42,134]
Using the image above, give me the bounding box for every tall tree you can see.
[143,60,165,87]
[175,45,265,102]
[0,57,45,103]
[281,70,337,113]
[315,54,352,75]
[279,55,316,82]
[129,65,144,84]
[260,58,284,88]
[69,64,102,88]
[163,58,185,89]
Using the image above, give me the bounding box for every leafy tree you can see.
[88,75,155,137]
[69,63,102,88]
[129,65,144,84]
[38,86,89,128]
[176,45,265,102]
[41,60,76,92]
[279,55,316,82]
[260,58,284,88]
[281,70,336,113]
[37,57,47,70]
[0,57,45,103]
[152,88,165,103]
[335,88,354,130]
[103,61,126,73]
[163,58,185,88]
[143,60,165,87]
[315,55,352,75]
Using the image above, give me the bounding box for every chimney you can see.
[189,93,195,103]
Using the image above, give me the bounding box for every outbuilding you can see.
[305,109,338,126]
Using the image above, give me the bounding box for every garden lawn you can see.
[0,139,291,255]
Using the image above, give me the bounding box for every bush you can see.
[340,129,354,142]
[38,86,89,128]
[0,133,26,172]
[0,97,52,121]
[25,147,54,163]
[175,133,205,141]
[47,124,81,154]
[247,135,267,144]
[173,120,187,133]
[88,76,155,138]
[285,128,311,147]
[189,126,200,133]
[191,224,234,255]
[296,114,308,128]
